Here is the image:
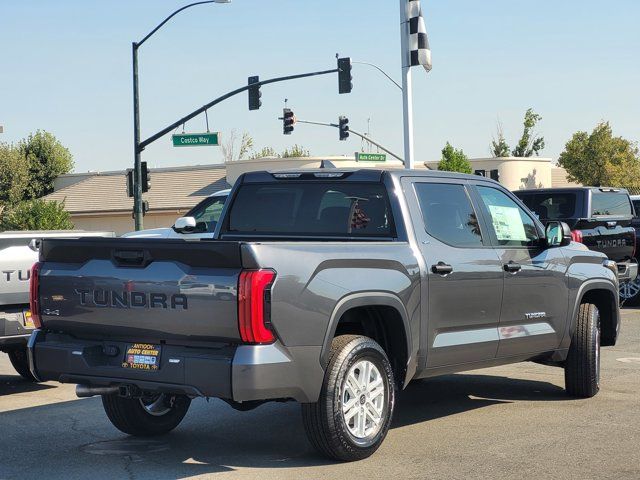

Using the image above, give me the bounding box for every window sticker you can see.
[487,205,527,241]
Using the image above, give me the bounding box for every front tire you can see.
[102,393,191,436]
[302,335,395,461]
[8,347,37,381]
[565,303,601,398]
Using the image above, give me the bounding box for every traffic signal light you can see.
[339,116,349,141]
[141,161,151,193]
[283,108,295,135]
[337,57,353,94]
[126,169,134,198]
[248,76,262,111]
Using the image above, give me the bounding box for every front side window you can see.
[414,183,483,247]
[185,195,227,233]
[477,186,539,247]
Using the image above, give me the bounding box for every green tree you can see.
[438,142,472,174]
[249,146,280,159]
[558,122,640,188]
[512,108,545,157]
[221,131,254,162]
[281,145,310,158]
[1,199,74,231]
[490,122,510,157]
[19,130,74,199]
[0,143,29,206]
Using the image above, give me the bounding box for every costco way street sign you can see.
[172,132,219,147]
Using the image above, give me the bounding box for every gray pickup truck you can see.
[29,169,620,461]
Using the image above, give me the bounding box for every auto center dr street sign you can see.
[172,132,219,147]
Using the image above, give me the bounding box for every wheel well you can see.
[581,289,617,346]
[333,305,408,387]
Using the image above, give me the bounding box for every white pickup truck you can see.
[0,231,113,379]
[123,189,229,239]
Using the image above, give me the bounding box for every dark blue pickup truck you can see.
[515,187,638,303]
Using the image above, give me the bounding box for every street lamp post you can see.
[132,0,230,230]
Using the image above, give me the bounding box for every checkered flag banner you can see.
[407,0,432,72]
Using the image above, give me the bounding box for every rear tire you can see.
[302,335,395,462]
[101,393,191,436]
[565,303,601,398]
[8,347,37,382]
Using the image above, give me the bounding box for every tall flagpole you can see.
[399,0,415,170]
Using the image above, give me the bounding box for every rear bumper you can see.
[617,259,638,282]
[0,307,32,350]
[28,330,323,403]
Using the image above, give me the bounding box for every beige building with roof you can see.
[46,164,230,235]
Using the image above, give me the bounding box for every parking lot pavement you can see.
[1,312,639,480]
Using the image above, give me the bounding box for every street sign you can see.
[172,132,219,147]
[356,152,387,162]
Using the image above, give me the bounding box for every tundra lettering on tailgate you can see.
[74,289,188,310]
[595,239,627,249]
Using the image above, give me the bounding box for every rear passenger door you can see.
[403,178,504,368]
[473,184,568,357]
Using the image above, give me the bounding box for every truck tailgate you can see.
[37,238,242,342]
[575,219,636,262]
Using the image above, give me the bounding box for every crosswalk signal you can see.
[339,116,349,141]
[283,108,295,135]
[248,76,262,111]
[337,57,353,94]
[141,161,151,193]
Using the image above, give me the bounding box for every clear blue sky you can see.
[1,0,639,172]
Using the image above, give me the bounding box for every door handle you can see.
[431,262,453,275]
[504,261,522,273]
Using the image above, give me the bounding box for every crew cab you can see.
[514,187,638,301]
[123,189,229,239]
[29,170,620,461]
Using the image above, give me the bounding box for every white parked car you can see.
[123,189,230,239]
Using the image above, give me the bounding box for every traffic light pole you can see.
[293,119,404,164]
[138,68,339,150]
[132,42,144,230]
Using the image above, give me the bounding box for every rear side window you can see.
[227,182,393,237]
[414,183,483,247]
[591,192,632,216]
[516,192,577,220]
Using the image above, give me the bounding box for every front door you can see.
[403,179,504,368]
[473,185,568,357]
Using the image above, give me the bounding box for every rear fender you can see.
[320,292,415,387]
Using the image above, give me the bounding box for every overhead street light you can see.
[132,0,231,230]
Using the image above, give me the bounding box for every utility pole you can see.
[399,0,415,170]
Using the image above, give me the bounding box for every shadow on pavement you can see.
[0,373,566,479]
[0,374,55,395]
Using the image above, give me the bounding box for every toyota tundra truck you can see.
[0,231,113,379]
[514,187,638,303]
[28,169,620,461]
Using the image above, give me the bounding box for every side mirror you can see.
[173,216,197,233]
[545,221,571,247]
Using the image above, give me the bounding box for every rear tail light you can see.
[570,230,583,243]
[29,262,42,329]
[238,269,276,344]
[632,229,637,259]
